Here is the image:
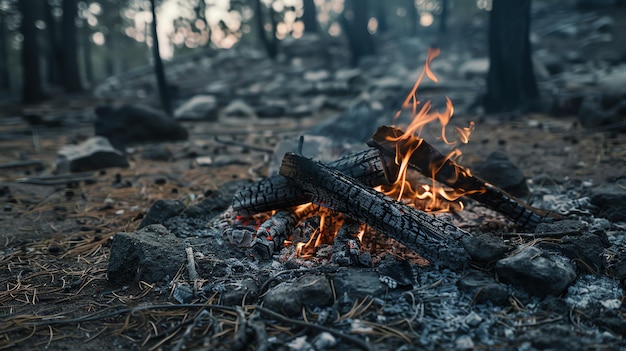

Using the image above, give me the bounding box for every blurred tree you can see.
[81,17,93,85]
[43,0,62,86]
[301,0,318,33]
[406,0,418,35]
[18,0,45,103]
[439,0,448,34]
[150,0,172,116]
[0,4,10,91]
[484,0,539,113]
[375,0,388,34]
[341,0,375,66]
[253,0,278,59]
[61,0,83,92]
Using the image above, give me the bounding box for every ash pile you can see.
[106,101,626,350]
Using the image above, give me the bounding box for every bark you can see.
[0,12,9,91]
[375,1,389,33]
[150,0,173,116]
[484,0,539,113]
[279,153,471,270]
[253,0,278,59]
[439,0,448,34]
[368,126,561,230]
[43,0,61,85]
[232,148,391,215]
[342,0,376,66]
[81,19,93,85]
[61,0,83,92]
[406,0,419,36]
[19,0,46,103]
[301,0,318,33]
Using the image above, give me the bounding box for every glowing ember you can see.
[382,48,476,212]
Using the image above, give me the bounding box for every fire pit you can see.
[101,49,625,350]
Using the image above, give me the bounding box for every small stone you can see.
[496,246,576,297]
[107,224,185,285]
[223,99,256,118]
[262,275,333,316]
[139,199,186,229]
[465,311,483,327]
[461,234,511,262]
[455,335,474,350]
[56,136,129,173]
[472,151,529,197]
[94,104,188,149]
[174,95,218,121]
[457,271,510,305]
[590,185,626,222]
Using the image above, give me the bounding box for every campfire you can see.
[220,49,560,268]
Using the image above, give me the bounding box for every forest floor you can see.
[1,3,626,350]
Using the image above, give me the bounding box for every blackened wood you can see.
[368,126,561,230]
[232,148,391,215]
[279,153,471,270]
[248,210,299,260]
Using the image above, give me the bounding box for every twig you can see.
[248,312,269,351]
[231,306,250,351]
[255,306,373,351]
[185,247,200,294]
[0,160,45,170]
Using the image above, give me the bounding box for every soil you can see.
[2,3,626,350]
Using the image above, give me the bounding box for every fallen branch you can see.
[368,126,562,230]
[279,153,471,270]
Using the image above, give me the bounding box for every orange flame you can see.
[383,48,475,212]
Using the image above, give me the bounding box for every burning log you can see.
[247,210,300,260]
[368,125,562,230]
[279,152,471,270]
[232,148,392,215]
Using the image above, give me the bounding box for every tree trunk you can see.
[342,0,376,66]
[19,0,45,103]
[406,0,419,36]
[301,0,318,33]
[43,0,61,86]
[82,19,93,86]
[439,0,448,34]
[61,0,83,92]
[484,0,539,113]
[150,0,172,116]
[0,12,10,91]
[253,0,278,59]
[375,1,389,34]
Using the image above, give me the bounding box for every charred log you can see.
[368,126,561,230]
[247,210,299,260]
[233,148,392,215]
[279,153,471,270]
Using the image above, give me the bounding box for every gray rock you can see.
[174,95,218,121]
[220,277,258,305]
[56,136,129,173]
[457,271,510,305]
[263,275,333,316]
[578,96,622,129]
[458,58,489,79]
[223,99,256,118]
[461,234,511,262]
[107,224,185,285]
[496,246,576,297]
[332,270,388,297]
[94,104,188,149]
[472,151,529,197]
[590,185,626,221]
[139,199,186,229]
[535,219,589,234]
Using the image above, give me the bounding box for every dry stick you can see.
[279,153,471,271]
[232,148,391,215]
[368,125,562,230]
[185,247,201,294]
[255,306,373,351]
